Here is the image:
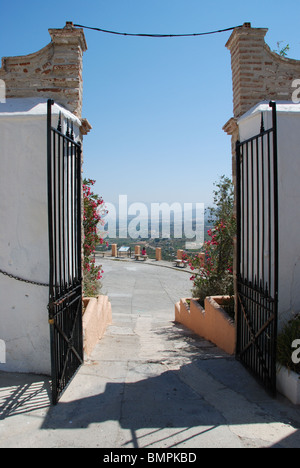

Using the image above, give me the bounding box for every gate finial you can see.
[260,112,265,133]
[57,112,62,132]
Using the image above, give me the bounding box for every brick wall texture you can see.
[224,22,300,186]
[0,22,87,117]
[226,22,300,119]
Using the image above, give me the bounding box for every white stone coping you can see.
[0,97,81,125]
[238,100,300,125]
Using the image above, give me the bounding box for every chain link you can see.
[0,268,49,287]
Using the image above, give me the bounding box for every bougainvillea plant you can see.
[183,176,236,311]
[83,178,108,297]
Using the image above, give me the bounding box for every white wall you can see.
[238,101,300,331]
[0,98,81,374]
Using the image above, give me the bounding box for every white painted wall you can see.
[238,101,300,331]
[0,98,81,374]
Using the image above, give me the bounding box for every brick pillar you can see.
[177,249,183,260]
[224,23,300,302]
[223,22,300,324]
[0,21,87,117]
[225,23,267,118]
[225,22,300,119]
[135,245,140,255]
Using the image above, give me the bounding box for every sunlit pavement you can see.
[1,257,300,448]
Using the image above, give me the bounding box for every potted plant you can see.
[83,178,107,297]
[184,175,236,319]
[175,176,236,354]
[82,179,112,356]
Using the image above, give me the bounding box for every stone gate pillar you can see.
[225,22,300,120]
[0,21,88,118]
[223,22,300,328]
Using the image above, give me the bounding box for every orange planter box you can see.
[83,295,112,356]
[175,296,236,355]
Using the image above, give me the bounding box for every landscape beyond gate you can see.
[47,99,83,405]
[236,101,279,395]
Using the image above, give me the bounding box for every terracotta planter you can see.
[276,365,300,405]
[82,295,112,356]
[175,295,236,355]
[175,297,196,331]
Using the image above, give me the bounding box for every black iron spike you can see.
[260,112,265,133]
[66,118,70,137]
[70,120,74,140]
[57,112,62,132]
[265,282,269,296]
[259,279,264,292]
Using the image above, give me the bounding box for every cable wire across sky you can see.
[73,23,243,38]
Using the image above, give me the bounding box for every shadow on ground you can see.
[0,372,51,419]
[1,322,300,448]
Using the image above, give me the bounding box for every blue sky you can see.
[1,0,300,208]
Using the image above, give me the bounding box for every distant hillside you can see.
[98,209,213,260]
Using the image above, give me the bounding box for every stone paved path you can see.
[0,257,300,448]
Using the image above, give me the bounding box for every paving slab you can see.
[0,257,300,448]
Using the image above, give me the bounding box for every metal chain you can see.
[0,268,49,287]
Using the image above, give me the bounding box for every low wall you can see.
[175,296,236,355]
[83,295,112,356]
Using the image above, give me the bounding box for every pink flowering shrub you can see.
[83,178,108,297]
[184,176,236,312]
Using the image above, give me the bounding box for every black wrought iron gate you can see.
[47,99,83,405]
[236,101,279,395]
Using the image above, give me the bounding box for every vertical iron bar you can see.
[246,142,249,282]
[76,142,82,282]
[66,138,70,286]
[62,134,66,291]
[74,146,78,284]
[241,145,245,280]
[47,98,58,405]
[270,100,279,395]
[266,130,272,389]
[256,136,260,285]
[251,139,255,285]
[235,140,242,357]
[52,129,57,296]
[260,129,265,289]
[267,131,272,295]
[58,132,62,294]
[76,141,83,363]
[47,99,54,301]
[71,142,75,285]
